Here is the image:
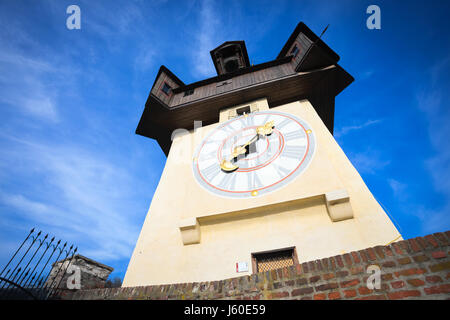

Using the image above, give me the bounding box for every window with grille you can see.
[252,248,298,273]
[161,82,172,95]
[290,45,300,58]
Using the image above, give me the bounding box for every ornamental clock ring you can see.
[192,110,316,198]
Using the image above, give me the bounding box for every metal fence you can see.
[0,228,77,300]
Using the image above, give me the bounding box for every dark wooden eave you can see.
[172,56,293,94]
[136,64,353,155]
[296,42,337,72]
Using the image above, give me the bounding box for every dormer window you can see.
[161,82,172,95]
[291,45,300,58]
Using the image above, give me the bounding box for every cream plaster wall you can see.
[122,99,401,287]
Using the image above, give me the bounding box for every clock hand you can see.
[220,121,275,172]
[220,136,258,173]
[232,120,275,157]
[231,134,259,158]
[256,120,275,136]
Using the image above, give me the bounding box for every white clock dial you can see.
[192,110,316,198]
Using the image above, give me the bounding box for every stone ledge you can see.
[178,190,354,245]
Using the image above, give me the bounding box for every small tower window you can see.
[236,106,251,116]
[291,45,300,58]
[161,82,172,95]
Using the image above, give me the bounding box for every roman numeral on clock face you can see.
[204,138,223,147]
[283,130,304,141]
[276,118,291,130]
[238,114,254,127]
[217,172,237,190]
[247,171,263,190]
[218,123,236,136]
[261,114,271,126]
[199,150,217,161]
[201,163,221,181]
[272,162,292,179]
[281,145,306,159]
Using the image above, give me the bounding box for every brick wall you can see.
[59,231,450,300]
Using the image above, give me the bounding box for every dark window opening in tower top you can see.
[183,89,194,97]
[253,248,297,273]
[236,106,251,116]
[224,58,239,73]
[291,45,299,58]
[212,42,249,76]
[161,82,172,95]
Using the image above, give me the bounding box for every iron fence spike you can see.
[1,229,77,299]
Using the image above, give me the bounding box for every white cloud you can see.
[1,193,51,216]
[360,70,375,81]
[22,96,59,122]
[388,179,407,200]
[0,36,65,123]
[335,119,382,138]
[413,57,450,234]
[348,148,390,175]
[134,46,156,72]
[76,0,145,39]
[191,0,221,77]
[0,3,162,270]
[0,133,148,263]
[385,56,450,235]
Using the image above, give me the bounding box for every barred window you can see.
[252,247,298,273]
[290,45,300,58]
[161,82,172,95]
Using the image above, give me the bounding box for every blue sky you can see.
[0,0,449,282]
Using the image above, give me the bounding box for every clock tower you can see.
[123,22,402,286]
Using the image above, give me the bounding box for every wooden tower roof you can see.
[136,22,354,155]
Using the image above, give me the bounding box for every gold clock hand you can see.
[233,120,274,155]
[231,134,259,158]
[220,121,275,172]
[256,120,275,136]
[220,159,239,172]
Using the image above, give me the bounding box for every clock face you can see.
[192,110,315,198]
